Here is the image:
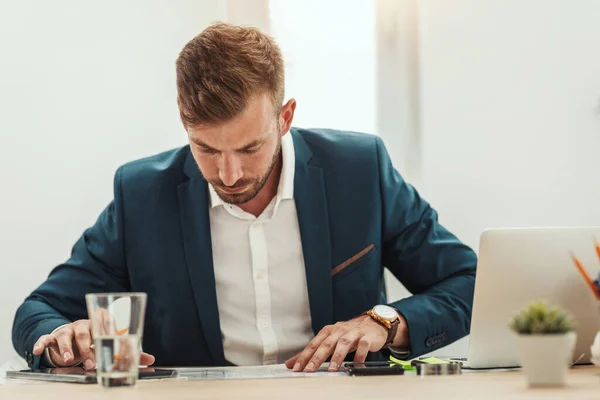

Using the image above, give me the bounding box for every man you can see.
[12,23,477,373]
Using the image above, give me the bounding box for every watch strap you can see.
[364,308,400,348]
[385,318,400,347]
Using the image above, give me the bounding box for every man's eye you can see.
[241,147,259,154]
[199,147,217,155]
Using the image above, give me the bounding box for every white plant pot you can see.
[591,331,600,366]
[516,332,577,387]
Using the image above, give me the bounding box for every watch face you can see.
[373,305,398,321]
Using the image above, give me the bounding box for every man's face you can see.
[187,94,285,205]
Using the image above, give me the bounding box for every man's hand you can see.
[285,315,392,373]
[32,320,155,370]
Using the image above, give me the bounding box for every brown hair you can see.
[176,22,285,127]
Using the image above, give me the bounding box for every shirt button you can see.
[256,272,263,280]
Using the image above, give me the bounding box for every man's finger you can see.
[353,336,370,363]
[73,324,95,370]
[304,335,342,372]
[285,353,300,369]
[140,352,155,366]
[290,326,333,372]
[33,335,56,355]
[328,332,361,371]
[55,329,75,365]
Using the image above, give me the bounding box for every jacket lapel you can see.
[292,132,334,334]
[177,152,225,366]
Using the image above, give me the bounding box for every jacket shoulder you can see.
[117,146,190,188]
[292,127,381,166]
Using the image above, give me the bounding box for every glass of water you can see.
[85,292,147,387]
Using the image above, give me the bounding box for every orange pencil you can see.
[570,252,600,300]
[594,238,600,262]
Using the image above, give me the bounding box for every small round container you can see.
[414,362,462,376]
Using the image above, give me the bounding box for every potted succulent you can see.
[509,300,577,387]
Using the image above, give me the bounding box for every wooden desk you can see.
[1,366,598,399]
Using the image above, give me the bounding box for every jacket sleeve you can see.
[374,137,477,358]
[12,167,130,368]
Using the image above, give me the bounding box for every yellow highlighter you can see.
[415,357,451,365]
[389,355,416,371]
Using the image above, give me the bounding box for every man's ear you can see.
[279,98,297,135]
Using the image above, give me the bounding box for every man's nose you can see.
[218,154,243,187]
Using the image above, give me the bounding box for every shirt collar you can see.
[208,132,295,208]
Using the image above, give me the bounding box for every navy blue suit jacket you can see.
[12,128,477,368]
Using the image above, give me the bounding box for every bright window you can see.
[269,0,376,134]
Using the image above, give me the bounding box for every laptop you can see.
[456,226,600,369]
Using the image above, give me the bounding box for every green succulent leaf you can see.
[509,300,575,334]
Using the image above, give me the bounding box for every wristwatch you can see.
[365,305,400,348]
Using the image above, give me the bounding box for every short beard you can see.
[211,138,282,205]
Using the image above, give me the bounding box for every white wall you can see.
[0,0,226,364]
[417,0,600,356]
[375,0,421,186]
[269,0,376,134]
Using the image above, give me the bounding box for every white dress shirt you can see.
[208,133,314,366]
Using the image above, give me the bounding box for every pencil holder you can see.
[591,302,600,366]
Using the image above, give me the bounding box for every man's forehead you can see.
[188,119,273,149]
[187,93,277,146]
